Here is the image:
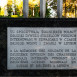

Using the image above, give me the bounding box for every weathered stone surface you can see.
[0,18,77,76]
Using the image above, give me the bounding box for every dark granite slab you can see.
[0,18,77,76]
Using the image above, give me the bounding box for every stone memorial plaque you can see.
[7,27,77,69]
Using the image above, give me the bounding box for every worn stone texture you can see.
[0,18,77,76]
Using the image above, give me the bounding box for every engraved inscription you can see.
[7,28,77,69]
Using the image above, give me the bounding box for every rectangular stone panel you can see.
[7,27,77,69]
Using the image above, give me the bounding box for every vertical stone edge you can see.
[57,0,63,18]
[7,27,9,70]
[23,0,29,18]
[40,0,46,18]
